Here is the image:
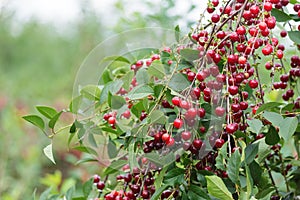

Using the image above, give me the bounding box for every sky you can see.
[1,0,203,27]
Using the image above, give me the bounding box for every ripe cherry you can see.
[249,79,258,89]
[215,138,225,148]
[166,137,175,147]
[173,118,183,129]
[185,108,197,119]
[193,139,203,150]
[172,96,181,106]
[93,175,100,183]
[97,181,105,190]
[198,108,206,118]
[108,116,116,125]
[181,131,191,141]
[122,110,131,119]
[211,14,220,23]
[215,106,225,117]
[264,2,273,11]
[228,85,239,95]
[162,133,171,142]
[262,44,273,55]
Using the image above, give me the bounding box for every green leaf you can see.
[227,150,241,184]
[255,102,283,114]
[80,85,101,100]
[36,106,58,119]
[73,146,98,156]
[150,184,169,200]
[168,73,190,92]
[188,185,210,200]
[164,168,185,185]
[180,48,199,61]
[75,157,98,165]
[154,166,167,189]
[245,142,259,164]
[271,9,292,22]
[279,117,298,141]
[122,71,134,91]
[247,119,263,134]
[69,96,82,114]
[128,143,139,171]
[290,14,300,21]
[69,122,76,133]
[127,85,154,100]
[289,0,297,4]
[256,139,271,163]
[82,179,93,198]
[48,111,62,129]
[136,68,149,85]
[22,115,45,130]
[104,160,128,175]
[175,25,180,42]
[249,161,262,184]
[148,61,165,79]
[149,110,166,124]
[265,126,280,145]
[101,55,130,64]
[245,164,254,198]
[206,175,233,200]
[40,187,52,200]
[110,95,126,109]
[288,31,300,44]
[43,143,56,164]
[100,80,123,104]
[65,186,75,200]
[255,187,275,199]
[262,111,283,126]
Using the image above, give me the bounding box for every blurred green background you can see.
[0,0,199,199]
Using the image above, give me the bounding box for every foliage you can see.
[23,0,300,200]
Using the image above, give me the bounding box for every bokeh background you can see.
[0,0,201,199]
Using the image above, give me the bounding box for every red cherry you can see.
[193,139,203,150]
[236,26,246,35]
[199,126,206,133]
[108,116,116,125]
[264,2,273,11]
[262,44,273,55]
[122,110,131,119]
[240,101,248,110]
[162,133,171,142]
[228,85,239,95]
[258,22,267,30]
[226,123,238,134]
[266,17,276,29]
[231,103,241,113]
[180,100,190,110]
[93,175,100,183]
[215,106,225,117]
[198,108,206,118]
[249,79,258,89]
[215,138,225,148]
[203,88,212,97]
[280,30,287,37]
[252,105,259,115]
[211,14,220,23]
[250,5,260,15]
[181,131,191,141]
[276,50,283,59]
[238,56,247,65]
[97,181,105,190]
[172,96,181,106]
[185,108,197,119]
[187,71,196,81]
[173,118,183,129]
[166,138,175,147]
[196,71,206,81]
[212,0,219,7]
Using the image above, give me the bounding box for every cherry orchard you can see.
[23,0,300,199]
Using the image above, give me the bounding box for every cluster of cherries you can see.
[93,168,179,200]
[97,0,300,199]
